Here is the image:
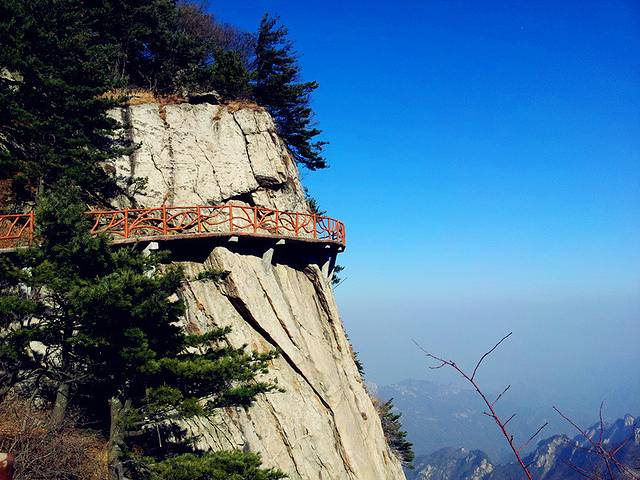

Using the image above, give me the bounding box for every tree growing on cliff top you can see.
[254,14,327,170]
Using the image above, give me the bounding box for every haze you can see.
[216,1,640,420]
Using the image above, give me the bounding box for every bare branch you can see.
[414,333,534,480]
[471,332,513,381]
[504,413,516,427]
[554,406,598,451]
[429,361,447,370]
[493,384,511,406]
[520,422,549,453]
[554,406,640,480]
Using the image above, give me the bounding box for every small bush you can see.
[0,395,108,480]
[196,268,229,283]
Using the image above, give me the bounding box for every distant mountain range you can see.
[406,414,639,480]
[376,379,593,461]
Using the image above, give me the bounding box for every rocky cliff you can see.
[110,101,406,479]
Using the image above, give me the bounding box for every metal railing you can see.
[0,205,346,250]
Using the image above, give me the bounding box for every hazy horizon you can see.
[215,0,640,424]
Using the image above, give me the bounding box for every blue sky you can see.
[213,1,640,417]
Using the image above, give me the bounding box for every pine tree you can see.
[149,451,286,480]
[254,14,327,170]
[0,185,281,479]
[378,398,415,466]
[91,0,208,92]
[92,0,254,96]
[0,0,126,206]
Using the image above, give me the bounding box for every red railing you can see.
[0,205,346,250]
[0,213,34,250]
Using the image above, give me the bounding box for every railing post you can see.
[162,205,168,234]
[313,214,317,239]
[275,210,279,235]
[197,206,202,233]
[295,212,299,236]
[29,211,35,245]
[253,206,258,234]
[229,205,234,233]
[124,208,129,238]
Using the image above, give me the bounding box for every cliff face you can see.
[111,102,308,212]
[112,102,406,480]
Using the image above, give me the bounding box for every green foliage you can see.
[209,49,253,99]
[344,333,365,379]
[93,0,208,93]
[196,268,229,283]
[0,185,280,477]
[378,398,415,467]
[149,451,286,480]
[352,348,365,379]
[304,188,327,216]
[331,264,345,288]
[0,0,127,205]
[91,0,254,96]
[254,14,327,170]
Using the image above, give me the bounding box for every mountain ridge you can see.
[407,414,639,480]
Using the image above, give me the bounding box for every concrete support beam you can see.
[143,241,159,256]
[321,253,337,282]
[262,246,275,270]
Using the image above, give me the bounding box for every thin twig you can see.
[493,384,511,406]
[471,332,512,381]
[520,422,548,453]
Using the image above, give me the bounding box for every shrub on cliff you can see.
[375,397,415,467]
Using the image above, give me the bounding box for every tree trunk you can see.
[50,317,73,426]
[108,397,130,480]
[50,382,70,426]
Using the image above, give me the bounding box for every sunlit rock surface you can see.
[113,102,406,480]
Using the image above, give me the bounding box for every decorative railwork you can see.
[0,213,34,250]
[0,205,346,251]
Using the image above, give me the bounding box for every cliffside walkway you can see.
[0,205,346,253]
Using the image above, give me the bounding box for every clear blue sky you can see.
[213,1,640,417]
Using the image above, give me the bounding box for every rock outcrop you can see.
[110,102,308,212]
[113,102,406,479]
